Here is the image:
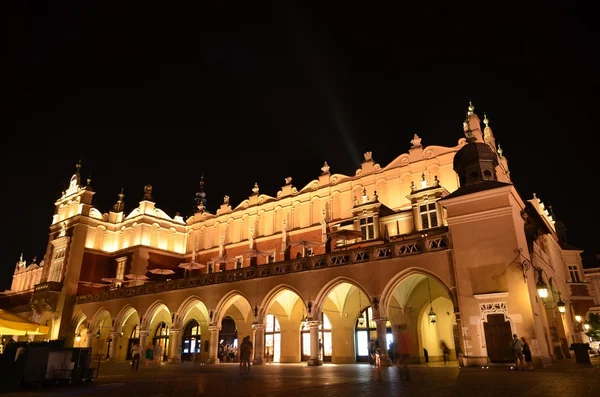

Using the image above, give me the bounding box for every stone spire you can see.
[463,100,484,143]
[453,137,499,186]
[482,112,497,153]
[195,175,208,214]
[112,188,125,212]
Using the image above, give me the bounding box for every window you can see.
[207,261,214,274]
[115,257,126,287]
[235,256,243,269]
[420,203,438,229]
[304,247,314,257]
[568,265,581,282]
[360,217,375,240]
[267,252,276,264]
[50,248,66,282]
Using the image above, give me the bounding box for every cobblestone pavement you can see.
[6,357,600,397]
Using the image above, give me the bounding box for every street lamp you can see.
[575,315,582,323]
[75,333,81,342]
[556,298,566,314]
[583,323,590,332]
[535,268,549,299]
[428,307,437,324]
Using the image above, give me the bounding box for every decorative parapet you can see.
[75,231,451,305]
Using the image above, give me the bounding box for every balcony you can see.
[75,231,451,305]
[32,281,63,313]
[34,282,63,293]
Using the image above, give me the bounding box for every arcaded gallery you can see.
[2,103,597,368]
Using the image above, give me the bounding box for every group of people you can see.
[127,336,253,374]
[510,333,534,371]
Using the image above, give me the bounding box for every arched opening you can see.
[117,307,140,361]
[73,314,88,348]
[177,297,210,362]
[145,302,172,362]
[153,322,170,362]
[182,320,201,361]
[126,325,140,360]
[218,316,237,362]
[385,272,456,364]
[214,292,254,363]
[264,313,281,363]
[90,310,112,359]
[261,286,306,362]
[301,312,332,362]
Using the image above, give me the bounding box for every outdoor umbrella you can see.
[289,240,324,249]
[0,309,50,336]
[78,281,109,288]
[327,229,363,248]
[148,268,176,275]
[125,274,150,283]
[240,248,271,258]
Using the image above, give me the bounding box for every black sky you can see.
[1,1,598,291]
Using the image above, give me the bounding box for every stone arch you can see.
[380,267,455,317]
[175,295,210,329]
[115,304,139,332]
[141,300,172,330]
[89,307,113,332]
[213,290,253,326]
[259,284,307,324]
[72,310,88,331]
[313,276,372,319]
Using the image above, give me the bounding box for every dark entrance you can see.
[218,316,237,362]
[483,313,513,363]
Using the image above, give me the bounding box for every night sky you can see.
[1,2,598,291]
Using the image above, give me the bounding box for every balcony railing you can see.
[34,281,63,293]
[75,231,451,305]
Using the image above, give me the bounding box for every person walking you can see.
[239,336,253,374]
[440,340,450,364]
[131,342,141,371]
[510,334,524,370]
[521,337,533,371]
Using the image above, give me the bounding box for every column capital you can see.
[139,330,150,337]
[308,320,321,328]
[169,328,181,334]
[252,323,266,331]
[208,325,220,332]
[110,331,121,337]
[373,317,388,323]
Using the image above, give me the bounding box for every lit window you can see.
[115,257,126,287]
[360,217,375,240]
[207,261,214,274]
[235,256,243,269]
[420,203,438,229]
[568,265,581,282]
[267,252,276,264]
[304,247,314,257]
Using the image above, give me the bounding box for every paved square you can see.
[5,358,600,397]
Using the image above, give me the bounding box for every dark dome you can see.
[453,142,498,174]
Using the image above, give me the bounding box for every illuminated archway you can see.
[383,271,456,364]
[89,308,112,359]
[261,285,306,363]
[314,278,371,364]
[115,305,140,360]
[142,301,172,362]
[213,291,253,362]
[176,296,210,362]
[72,311,88,347]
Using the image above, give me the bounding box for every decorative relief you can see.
[330,176,338,185]
[399,155,410,165]
[312,182,319,190]
[355,169,362,176]
[423,148,434,159]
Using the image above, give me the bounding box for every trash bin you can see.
[569,343,591,364]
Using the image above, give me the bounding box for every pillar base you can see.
[252,358,263,365]
[206,357,220,364]
[307,358,323,366]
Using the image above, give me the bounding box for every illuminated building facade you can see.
[1,102,596,367]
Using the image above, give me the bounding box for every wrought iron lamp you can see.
[427,277,436,324]
[556,297,566,313]
[535,267,549,299]
[75,333,81,342]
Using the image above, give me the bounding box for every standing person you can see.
[440,340,450,364]
[144,344,154,367]
[367,339,375,366]
[153,343,163,365]
[395,325,411,381]
[239,336,253,374]
[521,337,533,371]
[510,334,524,371]
[131,342,141,371]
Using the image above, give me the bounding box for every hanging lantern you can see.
[428,306,437,323]
[358,313,365,327]
[96,330,101,339]
[75,334,81,342]
[536,268,549,299]
[556,298,566,313]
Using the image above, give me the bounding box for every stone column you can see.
[307,321,322,366]
[168,328,182,362]
[252,323,265,365]
[109,331,120,360]
[139,330,150,361]
[374,317,392,366]
[207,325,220,364]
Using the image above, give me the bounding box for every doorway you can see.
[355,307,377,363]
[483,313,513,363]
[300,313,333,362]
[264,314,281,362]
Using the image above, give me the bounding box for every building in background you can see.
[1,102,596,367]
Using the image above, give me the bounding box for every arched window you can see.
[264,314,281,363]
[182,320,201,361]
[153,321,170,361]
